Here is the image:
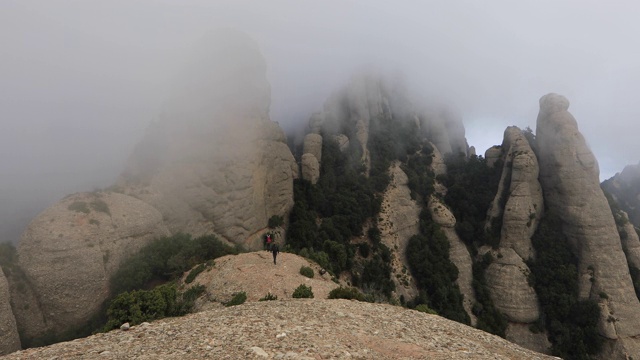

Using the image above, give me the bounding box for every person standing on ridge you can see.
[272,243,279,265]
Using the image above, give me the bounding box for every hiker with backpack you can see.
[271,243,279,265]
[266,234,272,250]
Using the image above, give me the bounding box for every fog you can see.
[2,0,639,243]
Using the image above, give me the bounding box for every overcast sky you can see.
[2,0,640,243]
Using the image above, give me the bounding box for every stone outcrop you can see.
[16,192,169,339]
[301,134,322,184]
[0,270,20,355]
[481,128,547,353]
[602,162,640,227]
[618,211,640,270]
[484,249,539,323]
[536,93,640,357]
[493,127,543,259]
[117,30,297,247]
[420,109,469,157]
[378,162,421,300]
[428,189,477,326]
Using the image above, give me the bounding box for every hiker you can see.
[271,243,279,265]
[266,234,272,251]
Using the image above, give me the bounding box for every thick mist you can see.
[2,0,640,243]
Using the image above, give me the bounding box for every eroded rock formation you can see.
[378,162,421,300]
[16,192,169,339]
[0,271,20,355]
[483,127,544,348]
[117,30,297,247]
[536,93,640,357]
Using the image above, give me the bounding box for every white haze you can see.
[1,0,639,243]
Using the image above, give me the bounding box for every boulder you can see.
[118,30,297,246]
[536,93,640,353]
[0,271,20,355]
[16,192,169,338]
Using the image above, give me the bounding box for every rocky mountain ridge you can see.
[2,31,640,360]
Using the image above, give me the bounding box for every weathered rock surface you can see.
[378,162,421,300]
[536,93,640,356]
[421,109,469,157]
[301,134,322,184]
[4,269,47,349]
[302,133,323,163]
[3,299,559,360]
[505,323,551,356]
[603,162,640,227]
[0,271,20,355]
[618,211,640,270]
[16,192,169,339]
[118,30,297,246]
[428,194,477,326]
[497,127,543,260]
[481,127,547,353]
[485,145,502,168]
[300,153,320,184]
[484,248,539,323]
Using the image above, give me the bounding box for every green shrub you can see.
[328,286,368,301]
[225,292,247,307]
[90,199,110,215]
[68,201,90,214]
[527,210,603,359]
[185,264,206,284]
[259,292,278,301]
[299,266,314,278]
[179,284,206,314]
[182,284,205,303]
[358,242,370,258]
[292,284,314,298]
[103,283,182,331]
[110,233,238,295]
[268,215,284,228]
[415,304,437,315]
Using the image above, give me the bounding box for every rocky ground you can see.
[3,299,558,360]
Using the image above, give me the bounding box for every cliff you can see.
[536,93,640,358]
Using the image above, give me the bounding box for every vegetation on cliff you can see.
[527,211,602,359]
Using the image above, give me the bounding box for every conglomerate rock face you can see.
[483,127,544,352]
[16,192,169,340]
[535,93,640,357]
[378,162,421,300]
[427,184,477,326]
[602,162,640,227]
[117,30,297,247]
[0,271,20,355]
